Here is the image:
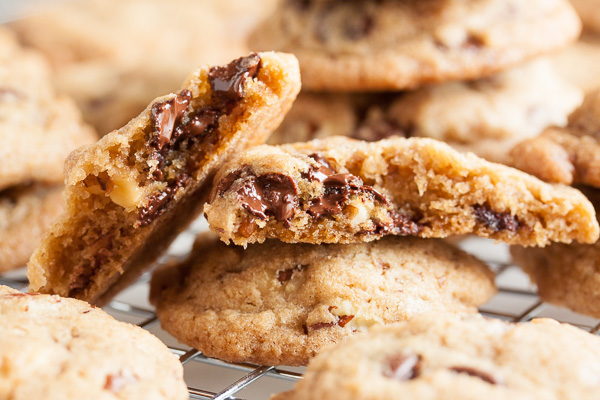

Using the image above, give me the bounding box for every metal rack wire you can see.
[2,232,600,399]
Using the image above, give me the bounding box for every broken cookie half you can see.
[204,136,599,247]
[27,52,301,304]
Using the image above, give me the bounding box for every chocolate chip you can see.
[151,90,192,150]
[383,353,421,381]
[302,154,335,182]
[308,173,389,218]
[303,153,390,218]
[174,109,219,141]
[450,366,497,385]
[208,53,261,105]
[138,177,187,227]
[472,204,519,233]
[217,169,244,197]
[390,211,423,235]
[238,174,298,222]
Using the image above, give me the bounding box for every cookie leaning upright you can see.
[0,285,187,400]
[27,52,301,304]
[250,0,581,91]
[204,137,599,247]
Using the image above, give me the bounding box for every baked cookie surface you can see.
[0,28,96,190]
[511,90,600,187]
[270,59,582,164]
[204,137,599,247]
[571,0,600,33]
[150,234,495,366]
[512,239,600,319]
[27,52,301,304]
[0,185,64,272]
[251,0,580,90]
[0,285,187,400]
[11,0,277,134]
[273,313,600,400]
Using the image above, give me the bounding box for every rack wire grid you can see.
[2,218,600,399]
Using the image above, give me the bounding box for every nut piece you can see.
[109,177,143,210]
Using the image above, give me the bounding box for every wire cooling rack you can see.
[2,220,600,399]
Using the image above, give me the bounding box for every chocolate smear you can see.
[304,153,389,218]
[383,353,421,381]
[138,176,187,227]
[450,366,498,385]
[472,204,519,233]
[238,173,298,222]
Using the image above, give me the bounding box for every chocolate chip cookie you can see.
[204,136,599,247]
[270,59,582,164]
[11,0,277,135]
[27,52,301,305]
[251,0,581,91]
[512,239,600,318]
[510,90,600,187]
[0,185,64,272]
[511,186,600,318]
[150,234,495,366]
[273,312,600,400]
[0,285,187,400]
[0,28,96,190]
[0,28,95,272]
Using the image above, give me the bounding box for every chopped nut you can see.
[110,177,143,209]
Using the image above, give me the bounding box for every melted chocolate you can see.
[383,354,421,381]
[217,169,244,197]
[208,53,261,104]
[142,54,262,226]
[138,177,187,227]
[151,90,192,150]
[472,204,519,233]
[303,153,389,218]
[450,366,497,385]
[238,174,298,222]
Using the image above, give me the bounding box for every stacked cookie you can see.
[0,28,96,272]
[511,91,600,318]
[253,0,583,164]
[150,126,600,366]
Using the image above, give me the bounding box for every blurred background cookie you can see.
[251,0,580,91]
[0,28,95,272]
[11,0,278,135]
